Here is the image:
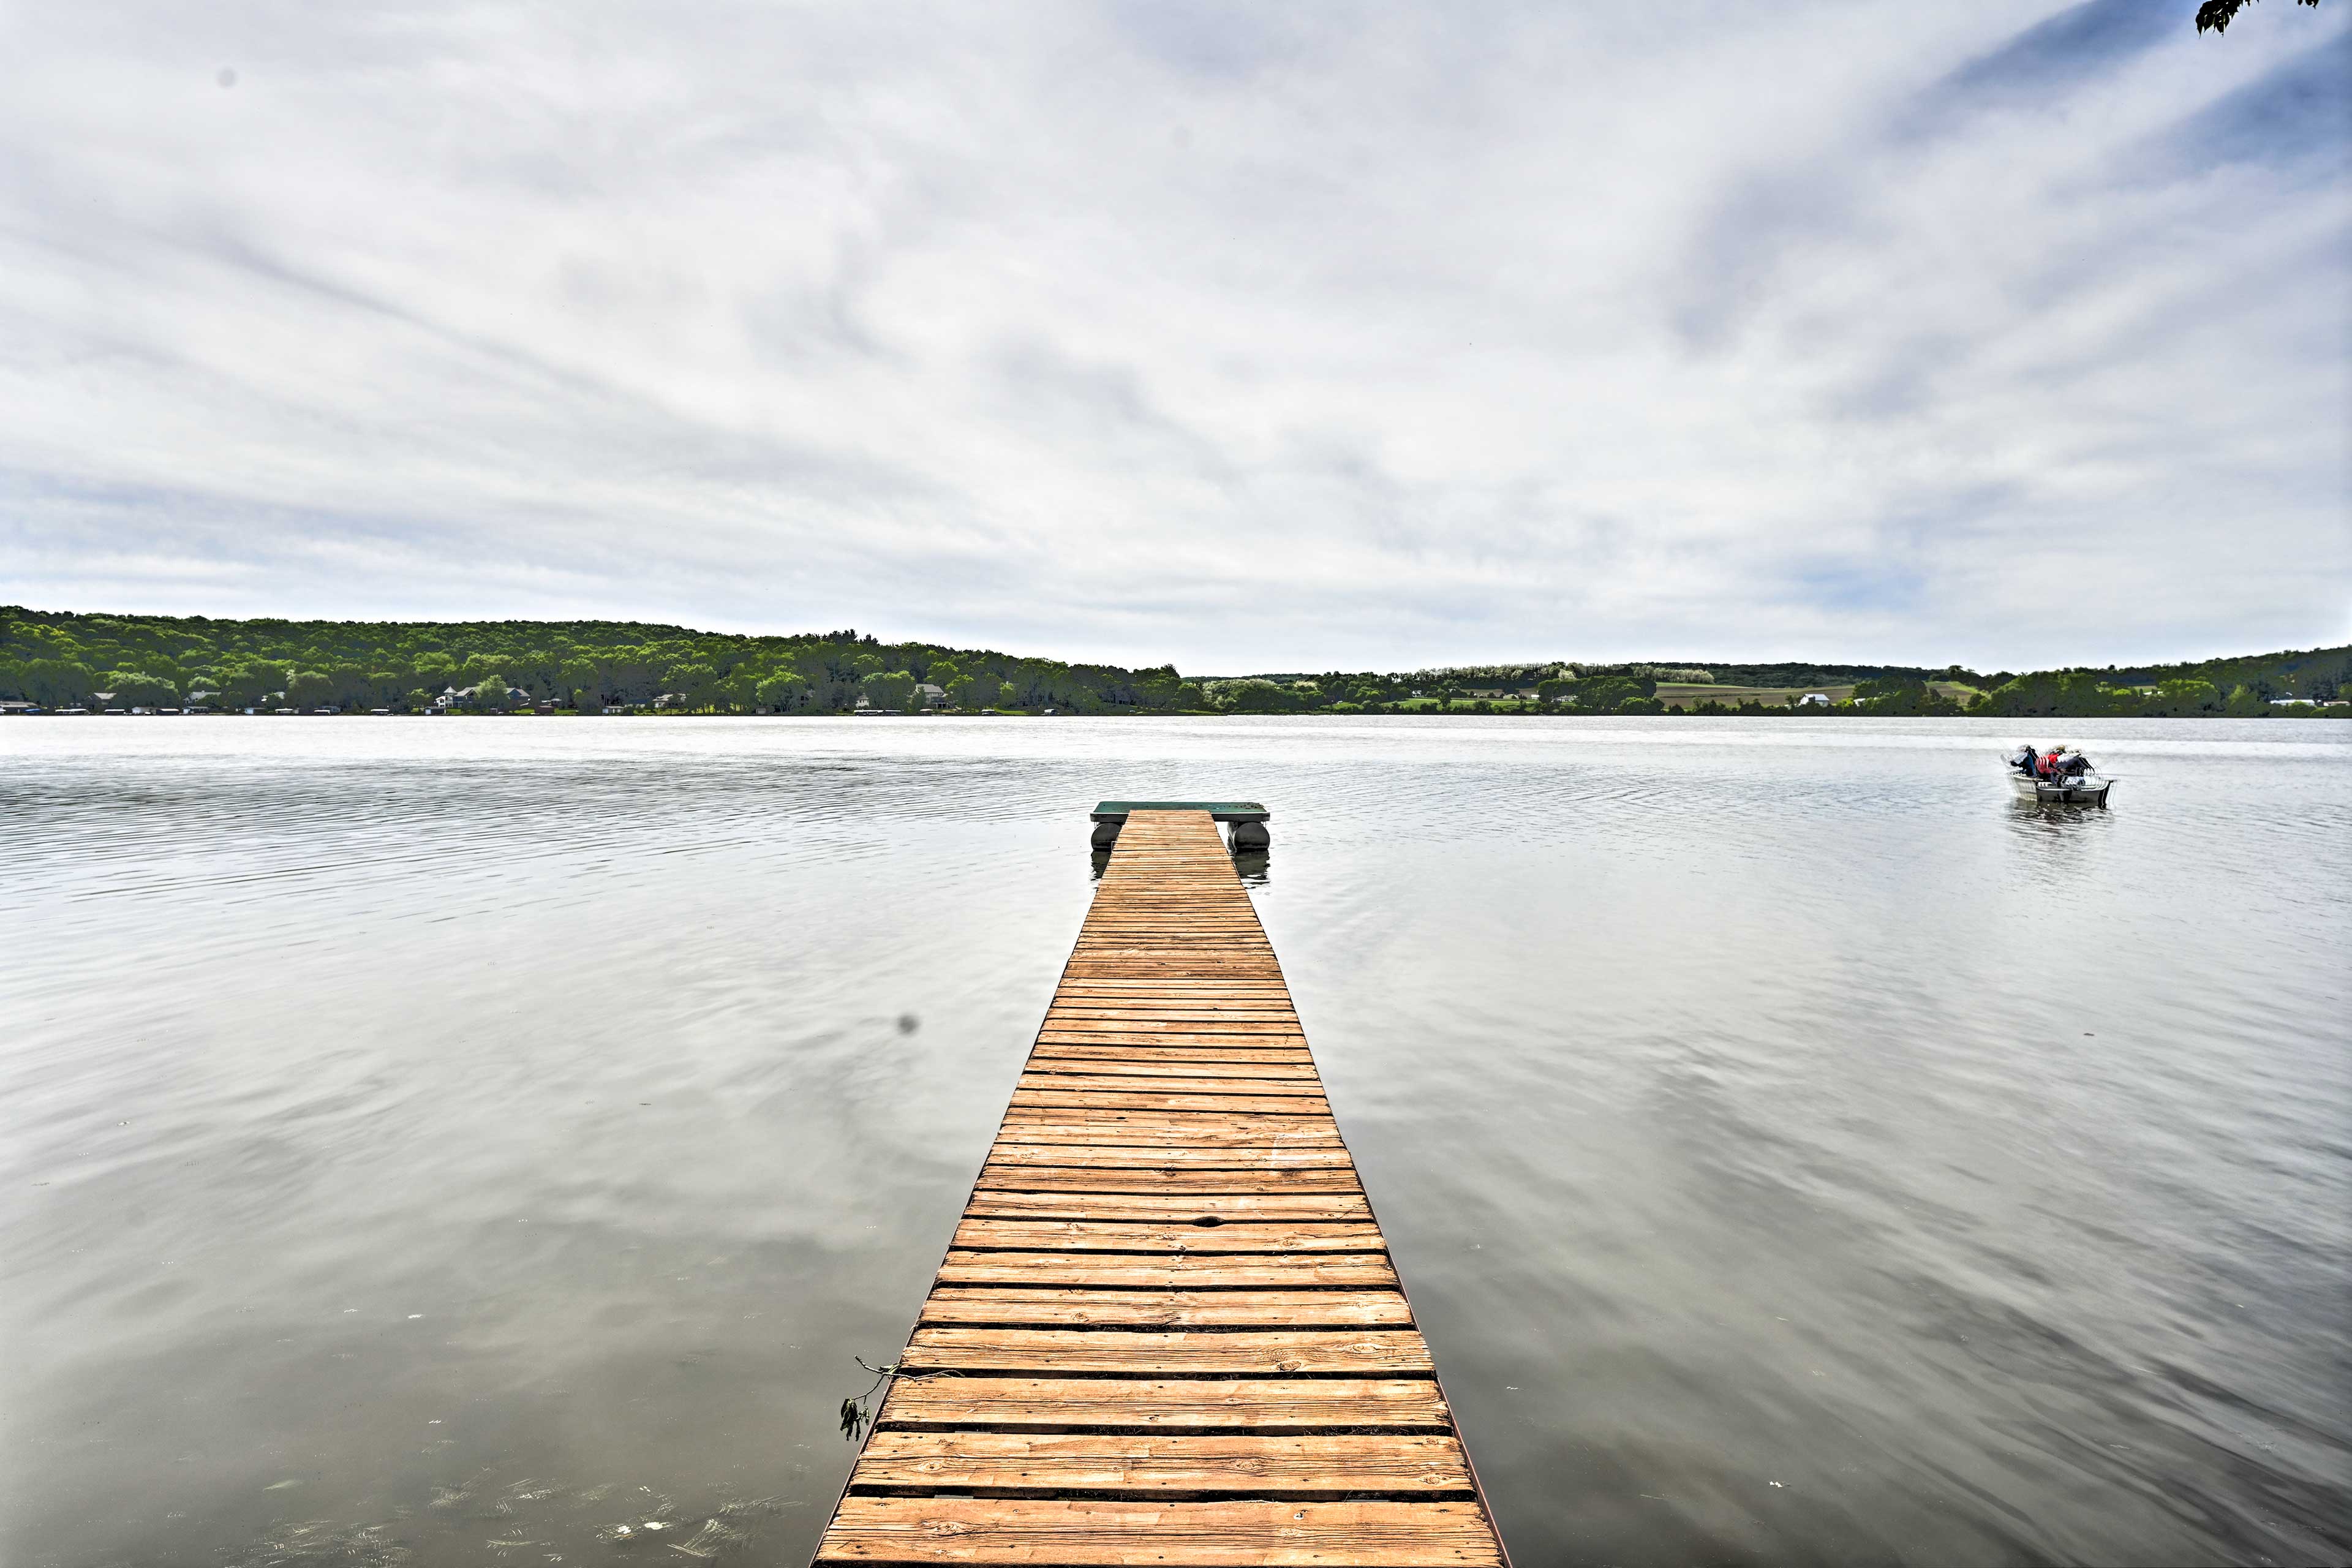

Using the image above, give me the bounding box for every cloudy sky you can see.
[1,1,2345,672]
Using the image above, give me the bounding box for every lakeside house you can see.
[1798,692,1832,706]
[431,683,529,711]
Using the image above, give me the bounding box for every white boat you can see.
[2005,747,2116,805]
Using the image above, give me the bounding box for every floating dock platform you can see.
[814,807,1507,1566]
[1090,799,1270,850]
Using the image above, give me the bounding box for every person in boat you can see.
[2041,745,2068,779]
[2054,747,2092,781]
[2011,744,2041,776]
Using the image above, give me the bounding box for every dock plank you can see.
[982,1145,1356,1169]
[876,1376,1450,1430]
[1017,1072,1327,1095]
[934,1251,1401,1289]
[962,1191,1372,1222]
[916,1289,1414,1329]
[848,1432,1472,1493]
[951,1218,1388,1254]
[1025,1050,1320,1072]
[900,1329,1434,1376]
[816,1498,1504,1566]
[1009,1090,1335,1117]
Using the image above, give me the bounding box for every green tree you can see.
[105,669,178,706]
[2149,678,2221,716]
[943,674,977,709]
[714,671,757,712]
[559,658,603,709]
[995,680,1019,709]
[1202,679,1292,714]
[468,675,511,711]
[1576,676,1641,710]
[665,662,718,709]
[10,658,93,705]
[756,672,809,712]
[215,664,271,708]
[285,669,333,709]
[862,671,917,710]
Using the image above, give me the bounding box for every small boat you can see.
[2005,745,2116,805]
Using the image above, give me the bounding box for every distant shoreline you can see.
[9,704,2345,722]
[6,606,2346,722]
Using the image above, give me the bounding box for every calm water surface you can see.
[3,716,2346,1566]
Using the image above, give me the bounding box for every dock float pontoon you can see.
[1090,799,1270,850]
[813,807,1507,1566]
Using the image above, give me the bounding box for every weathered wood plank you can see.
[846,1432,1471,1494]
[952,1218,1387,1254]
[1011,1089,1333,1117]
[916,1288,1414,1329]
[876,1376,1450,1430]
[816,1498,1503,1566]
[983,1144,1357,1169]
[1036,1032,1313,1049]
[999,1109,1340,1133]
[933,1251,1400,1289]
[1026,1049,1319,1071]
[963,1190,1371,1222]
[900,1328,1434,1375]
[1017,1072,1326,1095]
[993,1122,1344,1147]
[1044,1020,1308,1030]
[973,1164,1364,1193]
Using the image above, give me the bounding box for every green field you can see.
[1653,680,1983,709]
[1656,682,1853,709]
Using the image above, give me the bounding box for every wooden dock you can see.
[814,809,1507,1566]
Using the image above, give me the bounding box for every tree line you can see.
[2,607,2342,718]
[0,609,1192,715]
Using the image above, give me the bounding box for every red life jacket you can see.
[2041,750,2064,777]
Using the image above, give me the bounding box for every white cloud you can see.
[1,0,2344,671]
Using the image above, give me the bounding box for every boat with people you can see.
[2007,743,2116,805]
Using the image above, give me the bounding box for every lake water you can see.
[3,715,2346,1567]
